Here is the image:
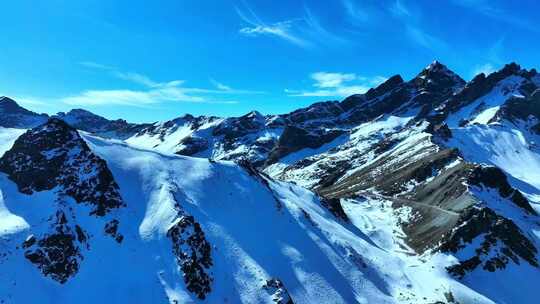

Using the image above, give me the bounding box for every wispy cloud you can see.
[468,37,505,79]
[210,78,232,91]
[342,0,369,24]
[340,0,446,52]
[62,88,202,107]
[113,71,183,88]
[389,1,447,52]
[60,62,263,107]
[236,2,348,48]
[452,0,538,33]
[236,4,311,48]
[471,63,496,78]
[12,96,55,110]
[405,26,446,51]
[390,0,410,17]
[486,36,505,64]
[312,72,356,88]
[79,61,115,70]
[287,72,386,97]
[302,6,350,46]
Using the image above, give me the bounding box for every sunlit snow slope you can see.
[0,126,485,304]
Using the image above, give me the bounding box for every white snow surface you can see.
[265,114,417,188]
[0,128,501,304]
[446,92,540,212]
[0,130,461,304]
[446,75,525,128]
[125,118,221,155]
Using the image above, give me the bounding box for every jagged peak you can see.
[424,60,447,71]
[66,108,97,116]
[412,61,466,94]
[417,60,463,81]
[364,74,404,99]
[0,96,18,104]
[34,117,76,133]
[0,96,25,111]
[482,62,538,80]
[244,110,264,119]
[501,62,521,74]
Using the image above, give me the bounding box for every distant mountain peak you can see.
[0,96,17,104]
[425,60,445,70]
[0,96,49,128]
[418,61,462,80]
[65,108,96,116]
[413,61,465,94]
[244,110,264,119]
[0,96,25,112]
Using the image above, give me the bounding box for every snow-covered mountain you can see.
[0,96,48,128]
[0,61,539,303]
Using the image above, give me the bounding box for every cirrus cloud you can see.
[287,72,387,98]
[57,62,266,107]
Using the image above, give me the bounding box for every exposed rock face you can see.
[493,88,540,129]
[0,96,48,128]
[468,166,537,214]
[319,197,349,222]
[396,162,475,252]
[411,61,466,118]
[285,101,343,127]
[340,84,412,125]
[0,118,125,216]
[439,207,538,278]
[413,61,466,96]
[104,219,124,243]
[426,123,452,141]
[213,111,266,139]
[167,215,213,299]
[22,211,88,284]
[319,145,460,198]
[428,62,538,124]
[176,136,209,156]
[55,109,146,138]
[266,126,345,165]
[262,278,294,304]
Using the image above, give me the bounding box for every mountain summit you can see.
[0,96,48,128]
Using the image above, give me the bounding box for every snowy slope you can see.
[449,124,540,207]
[124,113,284,164]
[0,125,504,304]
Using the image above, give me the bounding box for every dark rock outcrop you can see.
[0,118,125,216]
[55,109,146,138]
[22,211,88,284]
[266,126,345,165]
[429,62,538,124]
[262,278,294,304]
[439,207,538,278]
[320,197,349,222]
[213,111,266,139]
[104,219,124,243]
[176,136,209,156]
[493,88,540,127]
[167,215,213,299]
[319,146,460,198]
[468,166,537,215]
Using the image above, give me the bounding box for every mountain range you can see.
[0,61,539,303]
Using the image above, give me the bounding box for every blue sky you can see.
[1,0,539,122]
